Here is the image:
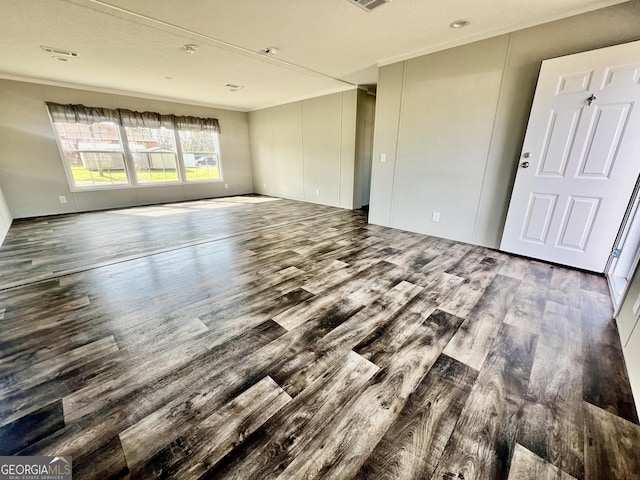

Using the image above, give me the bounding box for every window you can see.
[179,130,222,181]
[47,103,222,191]
[125,126,179,184]
[54,121,129,187]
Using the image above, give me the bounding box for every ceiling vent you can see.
[41,46,78,58]
[346,0,391,12]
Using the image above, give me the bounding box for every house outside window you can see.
[47,103,222,191]
[54,121,129,188]
[125,126,180,184]
[179,129,222,182]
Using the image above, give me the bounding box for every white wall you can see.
[0,79,254,218]
[616,264,640,410]
[249,90,357,209]
[370,1,640,248]
[0,185,12,246]
[624,323,640,411]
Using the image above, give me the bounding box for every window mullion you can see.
[174,129,187,183]
[119,125,137,187]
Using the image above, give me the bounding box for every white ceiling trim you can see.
[377,0,626,67]
[0,72,356,113]
[0,73,249,112]
[0,0,631,110]
[245,86,357,112]
[71,0,356,88]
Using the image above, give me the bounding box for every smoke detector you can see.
[346,0,391,12]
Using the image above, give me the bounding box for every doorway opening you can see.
[353,87,376,210]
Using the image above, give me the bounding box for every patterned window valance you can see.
[46,102,221,133]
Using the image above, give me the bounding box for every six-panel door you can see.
[501,40,640,272]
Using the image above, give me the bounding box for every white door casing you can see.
[501,40,640,272]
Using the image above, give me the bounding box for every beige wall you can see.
[0,185,12,246]
[248,90,358,209]
[0,79,254,218]
[370,1,640,248]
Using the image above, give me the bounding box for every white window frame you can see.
[177,129,224,184]
[48,110,224,192]
[123,125,182,186]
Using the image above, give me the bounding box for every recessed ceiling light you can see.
[183,44,197,54]
[450,19,470,29]
[226,83,245,92]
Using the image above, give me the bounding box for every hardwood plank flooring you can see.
[439,255,504,318]
[72,435,129,480]
[125,376,292,477]
[503,262,553,335]
[432,323,537,480]
[581,289,639,423]
[443,273,521,370]
[354,354,478,480]
[0,400,65,455]
[199,351,380,479]
[272,310,460,479]
[517,301,584,479]
[0,195,638,479]
[0,196,342,289]
[584,401,640,479]
[508,444,577,480]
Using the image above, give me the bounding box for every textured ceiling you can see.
[0,0,628,111]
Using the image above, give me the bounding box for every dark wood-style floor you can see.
[0,195,638,480]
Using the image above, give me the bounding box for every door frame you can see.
[609,176,640,314]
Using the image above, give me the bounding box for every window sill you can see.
[68,179,225,193]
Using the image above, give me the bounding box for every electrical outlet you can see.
[380,153,386,163]
[263,182,267,189]
[59,196,67,204]
[224,183,229,189]
[432,212,440,222]
[315,189,320,196]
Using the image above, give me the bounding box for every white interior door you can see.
[501,40,640,273]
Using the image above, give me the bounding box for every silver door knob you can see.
[521,161,530,168]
